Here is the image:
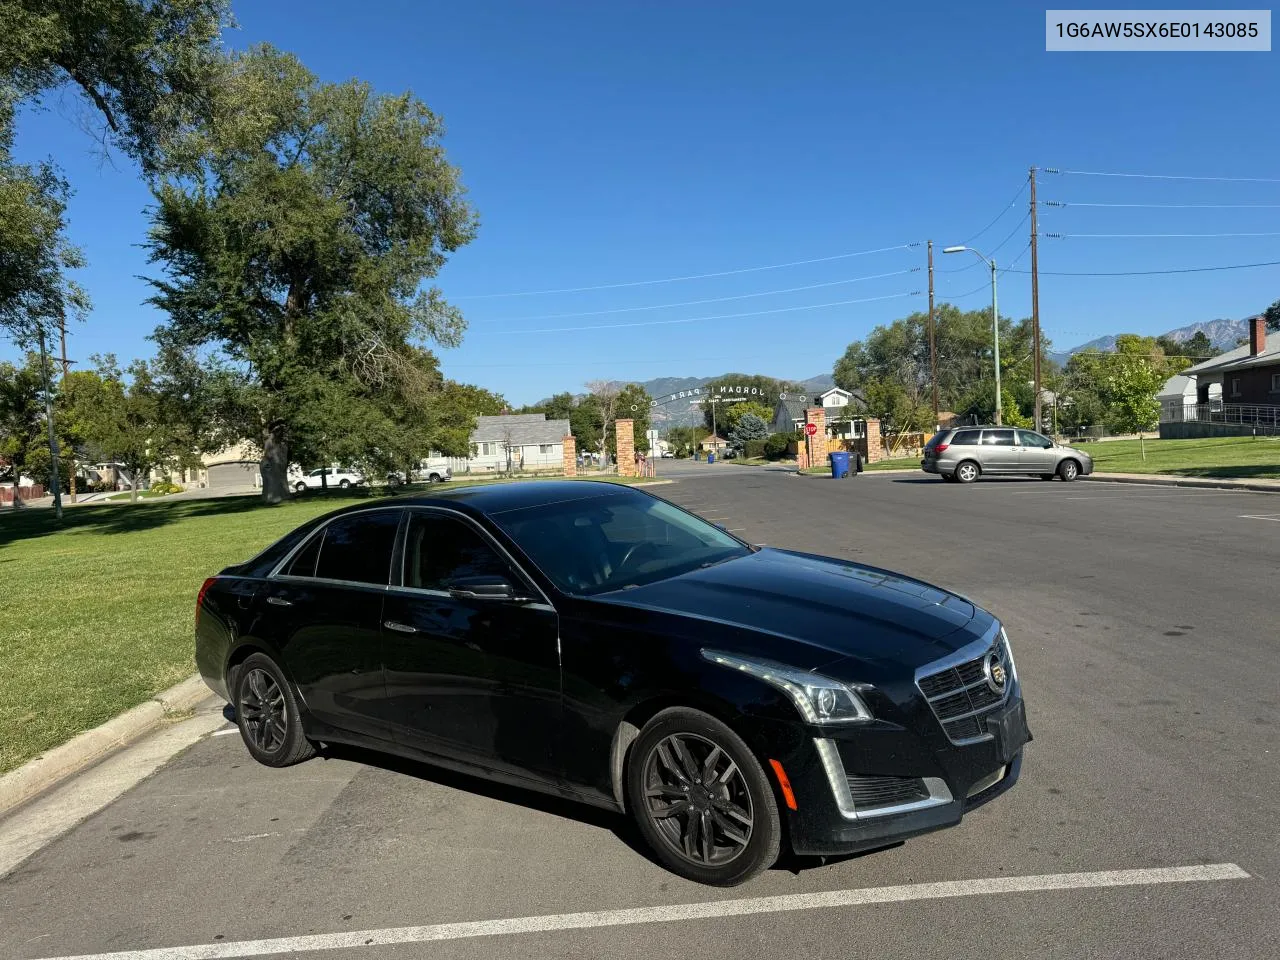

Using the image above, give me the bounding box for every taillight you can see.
[196,577,217,623]
[934,443,949,453]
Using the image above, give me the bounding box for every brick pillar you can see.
[562,435,577,476]
[615,419,636,477]
[864,418,884,463]
[804,407,826,469]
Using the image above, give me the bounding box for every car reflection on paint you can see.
[196,481,1029,885]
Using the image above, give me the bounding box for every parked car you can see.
[196,481,1028,886]
[921,426,1093,483]
[387,461,452,486]
[661,450,675,458]
[293,466,364,492]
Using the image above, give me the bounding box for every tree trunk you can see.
[261,424,290,504]
[129,462,138,502]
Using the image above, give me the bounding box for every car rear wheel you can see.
[234,653,315,768]
[954,460,980,484]
[339,478,351,489]
[626,708,781,886]
[294,481,306,493]
[1058,459,1080,482]
[429,473,443,483]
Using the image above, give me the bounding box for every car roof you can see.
[329,480,644,519]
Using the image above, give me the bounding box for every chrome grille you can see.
[846,775,930,810]
[916,632,1012,745]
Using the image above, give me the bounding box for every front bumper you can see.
[777,692,1030,857]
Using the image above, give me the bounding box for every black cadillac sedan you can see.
[196,481,1029,886]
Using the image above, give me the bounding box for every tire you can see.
[1058,459,1080,482]
[294,481,307,493]
[954,460,980,484]
[234,653,315,768]
[339,478,351,489]
[429,473,442,483]
[625,707,781,886]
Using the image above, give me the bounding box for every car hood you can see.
[597,548,985,668]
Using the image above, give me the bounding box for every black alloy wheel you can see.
[627,708,780,886]
[234,653,315,767]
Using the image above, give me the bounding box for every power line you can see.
[444,354,788,369]
[452,242,921,299]
[1044,200,1280,209]
[1045,231,1280,239]
[479,291,921,335]
[479,269,917,323]
[1005,257,1280,277]
[960,178,1029,246]
[1045,168,1280,184]
[943,243,1030,300]
[939,211,1031,273]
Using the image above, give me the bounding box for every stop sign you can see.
[804,422,818,437]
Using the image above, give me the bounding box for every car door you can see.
[978,428,1019,472]
[381,508,562,779]
[257,507,402,740]
[1017,429,1056,473]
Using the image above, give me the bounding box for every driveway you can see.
[1,468,1275,960]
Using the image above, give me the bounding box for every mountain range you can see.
[1049,317,1249,366]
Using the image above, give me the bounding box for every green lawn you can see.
[0,475,658,774]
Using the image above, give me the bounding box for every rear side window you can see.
[313,510,402,585]
[950,430,980,445]
[981,429,1016,445]
[925,432,946,449]
[285,532,324,578]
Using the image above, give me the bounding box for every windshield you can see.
[492,491,751,596]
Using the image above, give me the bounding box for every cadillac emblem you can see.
[984,652,1007,694]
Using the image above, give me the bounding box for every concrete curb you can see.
[1083,473,1280,493]
[0,673,212,820]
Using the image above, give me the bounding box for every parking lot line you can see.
[36,863,1248,960]
[1239,514,1280,522]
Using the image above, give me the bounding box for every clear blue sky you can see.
[8,1,1279,404]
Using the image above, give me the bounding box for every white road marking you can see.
[34,863,1249,960]
[210,728,239,737]
[1064,492,1254,501]
[1239,514,1280,522]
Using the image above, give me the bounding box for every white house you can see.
[469,414,570,473]
[818,387,855,409]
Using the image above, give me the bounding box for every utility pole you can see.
[991,257,1002,426]
[36,324,64,520]
[59,314,76,503]
[1029,166,1042,431]
[927,240,938,422]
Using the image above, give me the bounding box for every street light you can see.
[943,245,1002,425]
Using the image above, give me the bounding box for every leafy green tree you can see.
[1065,336,1186,434]
[665,425,707,457]
[615,383,653,453]
[145,46,477,502]
[1265,301,1280,334]
[569,394,603,457]
[700,374,792,433]
[1156,331,1214,359]
[0,354,46,505]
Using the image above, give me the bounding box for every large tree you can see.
[614,382,653,453]
[146,46,477,501]
[700,373,793,434]
[1064,335,1187,434]
[0,354,45,505]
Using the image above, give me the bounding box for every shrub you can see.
[743,438,767,459]
[763,433,792,459]
[150,481,183,495]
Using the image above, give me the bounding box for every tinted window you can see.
[950,430,980,445]
[925,431,946,450]
[1018,430,1053,449]
[285,531,324,578]
[981,429,1016,446]
[313,510,401,585]
[494,491,750,596]
[403,513,512,590]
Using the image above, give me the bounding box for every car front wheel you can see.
[1058,459,1080,482]
[954,460,980,484]
[234,653,315,768]
[626,708,781,886]
[294,481,307,493]
[339,478,351,489]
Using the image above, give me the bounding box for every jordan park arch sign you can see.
[629,383,789,414]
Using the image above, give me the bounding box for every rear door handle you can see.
[266,596,293,607]
[384,620,418,634]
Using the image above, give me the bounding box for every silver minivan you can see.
[921,426,1094,483]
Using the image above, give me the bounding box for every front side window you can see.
[493,491,751,596]
[312,510,402,585]
[981,429,1016,446]
[950,430,980,445]
[1018,430,1053,449]
[403,513,514,591]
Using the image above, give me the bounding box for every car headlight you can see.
[999,626,1019,683]
[701,650,873,724]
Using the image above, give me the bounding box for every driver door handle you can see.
[384,620,418,634]
[266,596,293,607]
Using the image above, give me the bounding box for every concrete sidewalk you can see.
[1084,472,1280,493]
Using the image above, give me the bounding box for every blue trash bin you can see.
[830,450,850,479]
[707,452,716,464]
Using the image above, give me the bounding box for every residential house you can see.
[1161,316,1279,437]
[469,414,570,472]
[1156,374,1200,424]
[770,388,867,438]
[700,434,728,454]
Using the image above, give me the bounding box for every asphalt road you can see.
[3,464,1278,960]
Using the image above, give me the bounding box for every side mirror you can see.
[448,576,530,603]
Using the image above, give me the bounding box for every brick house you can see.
[1163,316,1280,437]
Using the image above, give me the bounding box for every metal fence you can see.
[1162,402,1280,434]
